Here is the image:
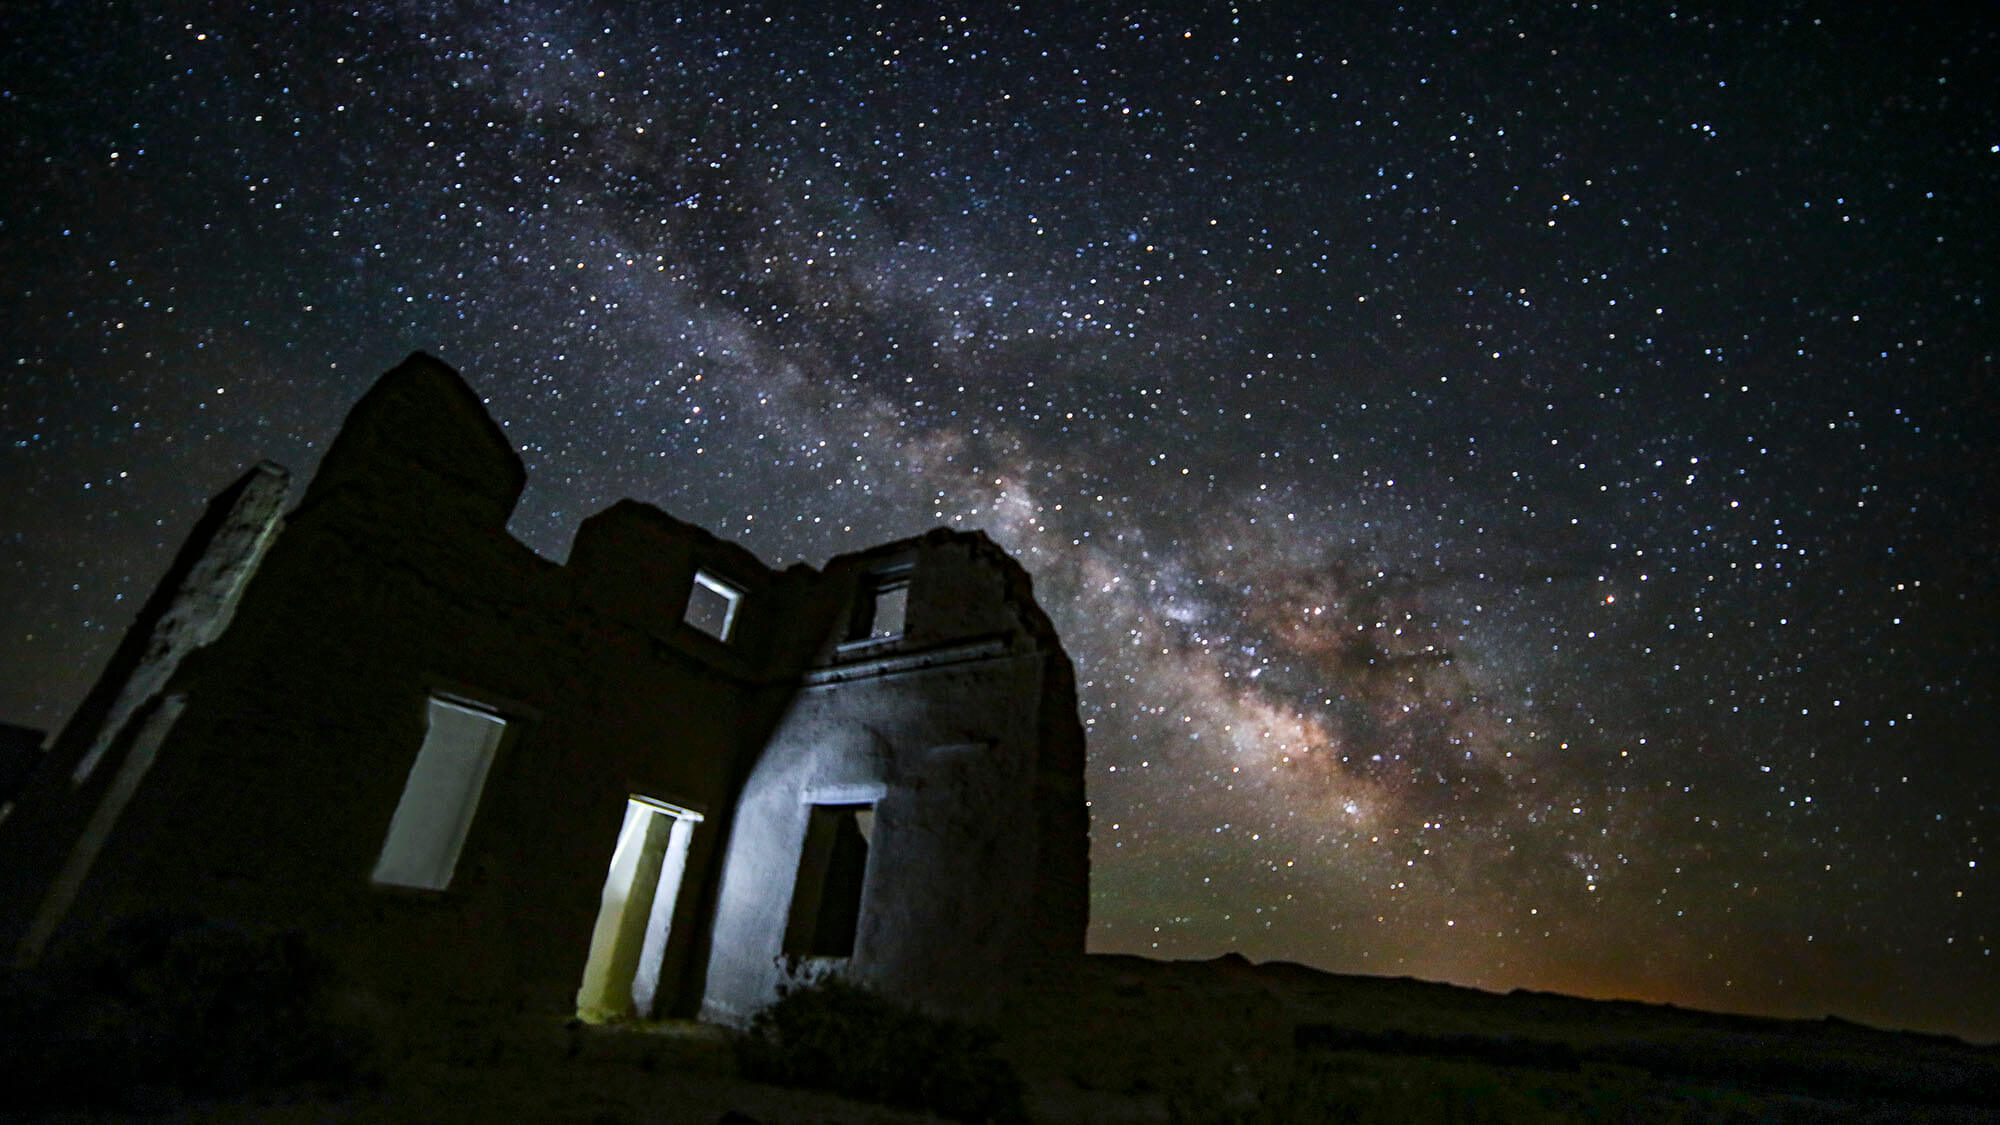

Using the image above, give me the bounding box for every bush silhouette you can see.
[734,977,1027,1124]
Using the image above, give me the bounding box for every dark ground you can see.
[6,951,1997,1123]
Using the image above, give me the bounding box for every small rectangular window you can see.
[371,698,506,891]
[847,570,909,642]
[684,570,743,642]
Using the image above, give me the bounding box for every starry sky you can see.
[4,2,1996,1041]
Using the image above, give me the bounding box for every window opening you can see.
[684,570,743,642]
[371,697,506,891]
[847,570,909,642]
[783,804,874,958]
[577,797,703,1022]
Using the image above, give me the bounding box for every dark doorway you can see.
[784,804,873,958]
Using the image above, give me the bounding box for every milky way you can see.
[3,3,1995,1039]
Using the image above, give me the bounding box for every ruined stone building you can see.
[0,354,1089,1027]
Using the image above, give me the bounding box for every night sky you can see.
[4,2,1995,1041]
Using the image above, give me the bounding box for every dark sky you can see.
[4,2,1995,1040]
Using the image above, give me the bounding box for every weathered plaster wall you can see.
[2,352,1089,1032]
[700,651,1050,1023]
[0,460,290,962]
[34,357,580,1011]
[701,531,1089,1024]
[5,357,785,1020]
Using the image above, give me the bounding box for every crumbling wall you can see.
[701,532,1089,1024]
[1,357,795,1025]
[0,461,289,963]
[3,352,1091,1035]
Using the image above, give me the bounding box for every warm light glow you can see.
[577,797,703,1022]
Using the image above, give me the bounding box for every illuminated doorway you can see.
[576,796,703,1022]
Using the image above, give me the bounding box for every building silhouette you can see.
[0,354,1088,1028]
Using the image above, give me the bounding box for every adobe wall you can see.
[0,462,291,962]
[701,532,1089,1024]
[9,357,808,1022]
[5,352,1090,1031]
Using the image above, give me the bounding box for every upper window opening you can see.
[684,570,743,642]
[372,697,506,891]
[847,570,909,643]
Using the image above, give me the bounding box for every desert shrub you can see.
[734,977,1027,1124]
[0,912,373,1110]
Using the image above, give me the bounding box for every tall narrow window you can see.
[847,570,909,642]
[371,697,506,891]
[683,570,743,642]
[784,804,874,958]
